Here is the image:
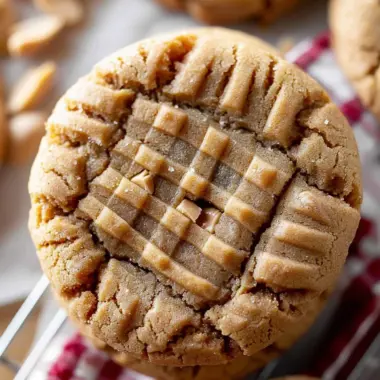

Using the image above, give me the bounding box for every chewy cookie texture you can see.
[29,28,362,367]
[155,0,299,25]
[80,292,326,379]
[330,0,380,121]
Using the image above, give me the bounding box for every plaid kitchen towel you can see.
[40,32,380,380]
[288,32,380,380]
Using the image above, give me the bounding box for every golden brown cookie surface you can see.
[29,28,361,366]
[155,0,299,25]
[80,291,327,380]
[330,0,380,120]
[105,346,277,380]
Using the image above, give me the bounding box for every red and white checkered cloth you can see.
[39,33,380,380]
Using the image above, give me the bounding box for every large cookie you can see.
[155,0,299,25]
[28,28,362,366]
[330,0,380,120]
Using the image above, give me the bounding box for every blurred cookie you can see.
[0,0,13,55]
[330,0,380,120]
[29,27,361,367]
[155,0,299,25]
[0,73,7,163]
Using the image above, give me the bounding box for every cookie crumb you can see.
[131,170,154,194]
[177,199,202,223]
[277,37,295,55]
[197,207,222,233]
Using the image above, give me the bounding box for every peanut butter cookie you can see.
[155,0,299,25]
[330,0,380,120]
[28,28,362,367]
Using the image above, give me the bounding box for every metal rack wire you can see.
[0,276,66,380]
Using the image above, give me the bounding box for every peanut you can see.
[33,0,84,26]
[8,15,64,57]
[8,62,57,114]
[8,112,46,165]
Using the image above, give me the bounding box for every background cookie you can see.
[0,74,7,163]
[0,0,13,55]
[29,28,361,367]
[329,0,380,120]
[155,0,299,25]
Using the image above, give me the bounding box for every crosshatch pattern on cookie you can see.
[70,96,301,302]
[79,194,224,301]
[45,79,358,306]
[82,166,246,279]
[112,97,295,224]
[72,94,357,304]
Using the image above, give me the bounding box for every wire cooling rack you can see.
[0,276,66,380]
[0,275,378,380]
